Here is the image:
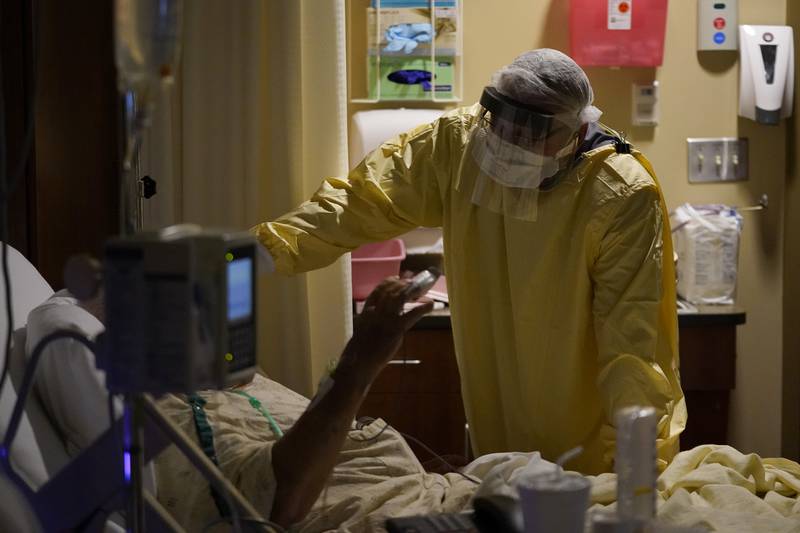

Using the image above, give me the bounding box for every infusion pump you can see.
[102,225,257,394]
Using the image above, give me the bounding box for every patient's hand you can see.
[339,277,434,386]
[270,277,433,527]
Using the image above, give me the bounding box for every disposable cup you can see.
[518,473,591,533]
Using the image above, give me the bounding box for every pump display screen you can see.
[227,257,253,322]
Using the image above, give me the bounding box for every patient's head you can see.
[77,290,105,324]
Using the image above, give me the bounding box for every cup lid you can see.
[519,472,590,492]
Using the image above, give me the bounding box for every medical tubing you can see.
[232,390,284,438]
[351,417,480,485]
[399,431,481,485]
[0,330,97,485]
[348,418,391,443]
[139,394,266,529]
[187,393,235,522]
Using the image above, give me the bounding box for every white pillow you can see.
[25,291,108,455]
[0,242,53,490]
[0,242,54,346]
[0,330,49,489]
[24,291,156,493]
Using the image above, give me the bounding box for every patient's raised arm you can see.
[269,277,433,527]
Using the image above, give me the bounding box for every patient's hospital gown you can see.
[155,374,478,532]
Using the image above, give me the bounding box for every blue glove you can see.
[383,23,433,54]
[387,69,433,91]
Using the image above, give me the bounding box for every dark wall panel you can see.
[1,0,37,259]
[32,0,120,287]
[783,1,800,461]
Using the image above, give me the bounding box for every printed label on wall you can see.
[608,0,632,30]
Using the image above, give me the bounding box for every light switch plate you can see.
[687,137,748,183]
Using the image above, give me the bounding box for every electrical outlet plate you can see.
[687,137,748,183]
[632,82,659,126]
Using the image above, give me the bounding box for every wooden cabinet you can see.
[358,308,745,460]
[678,310,745,450]
[357,327,469,461]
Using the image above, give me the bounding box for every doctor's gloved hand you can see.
[338,277,433,387]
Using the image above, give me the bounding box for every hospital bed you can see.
[0,243,266,533]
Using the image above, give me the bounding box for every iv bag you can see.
[114,0,183,97]
[114,0,183,235]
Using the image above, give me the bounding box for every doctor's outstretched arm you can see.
[252,118,456,274]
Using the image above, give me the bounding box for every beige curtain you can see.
[142,0,353,396]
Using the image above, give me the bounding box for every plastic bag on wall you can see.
[670,204,743,305]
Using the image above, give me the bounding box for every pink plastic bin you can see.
[351,239,406,301]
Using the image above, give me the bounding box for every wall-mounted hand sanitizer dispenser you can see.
[739,25,794,125]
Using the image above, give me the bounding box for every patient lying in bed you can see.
[25,279,800,532]
[26,278,483,531]
[156,373,479,531]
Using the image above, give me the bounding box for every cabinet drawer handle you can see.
[388,359,422,365]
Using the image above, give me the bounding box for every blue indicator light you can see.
[714,32,726,44]
[124,452,132,482]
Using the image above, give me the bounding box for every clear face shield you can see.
[456,87,595,222]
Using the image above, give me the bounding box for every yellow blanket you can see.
[155,374,800,532]
[652,445,800,532]
[475,446,800,532]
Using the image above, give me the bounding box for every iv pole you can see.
[119,88,147,530]
[115,3,177,531]
[120,90,145,235]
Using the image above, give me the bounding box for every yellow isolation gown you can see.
[253,105,686,474]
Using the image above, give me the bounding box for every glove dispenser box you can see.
[349,0,463,102]
[569,0,668,67]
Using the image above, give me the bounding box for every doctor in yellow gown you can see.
[253,49,686,475]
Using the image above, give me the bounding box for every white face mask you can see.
[474,129,577,189]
